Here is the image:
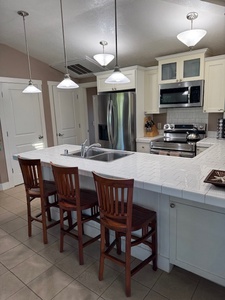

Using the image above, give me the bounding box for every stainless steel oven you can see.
[150,123,206,158]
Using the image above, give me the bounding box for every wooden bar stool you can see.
[51,163,101,265]
[18,157,60,244]
[93,172,157,297]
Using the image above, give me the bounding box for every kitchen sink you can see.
[66,148,105,158]
[89,151,133,162]
[63,148,133,162]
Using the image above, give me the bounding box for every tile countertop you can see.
[136,135,162,143]
[17,138,225,209]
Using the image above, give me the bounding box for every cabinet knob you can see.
[170,203,175,208]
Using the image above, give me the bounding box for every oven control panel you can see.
[163,123,206,132]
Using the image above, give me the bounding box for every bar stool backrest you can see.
[93,172,134,230]
[51,164,81,208]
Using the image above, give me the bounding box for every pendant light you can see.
[93,41,114,67]
[177,12,207,49]
[18,11,41,94]
[57,0,79,89]
[105,0,130,84]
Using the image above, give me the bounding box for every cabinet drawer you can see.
[136,142,150,153]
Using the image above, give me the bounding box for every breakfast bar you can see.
[16,139,225,288]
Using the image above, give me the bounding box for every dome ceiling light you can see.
[18,11,42,94]
[93,41,114,67]
[105,0,130,84]
[177,12,207,49]
[57,0,79,89]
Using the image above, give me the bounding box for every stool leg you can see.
[99,225,105,281]
[77,217,84,265]
[116,232,121,254]
[27,195,32,237]
[45,197,52,222]
[60,208,65,252]
[125,232,132,297]
[152,220,157,271]
[41,197,48,244]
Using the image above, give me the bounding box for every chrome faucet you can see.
[81,139,87,158]
[81,140,101,158]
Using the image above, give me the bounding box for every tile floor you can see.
[1,185,225,300]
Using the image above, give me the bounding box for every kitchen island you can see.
[16,139,225,287]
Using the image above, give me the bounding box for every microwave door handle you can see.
[188,86,191,103]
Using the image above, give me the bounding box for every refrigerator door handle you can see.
[111,101,118,146]
[107,99,113,146]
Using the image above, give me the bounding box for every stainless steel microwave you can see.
[159,80,204,108]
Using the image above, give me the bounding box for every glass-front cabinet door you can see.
[161,62,177,81]
[183,58,200,78]
[157,49,207,84]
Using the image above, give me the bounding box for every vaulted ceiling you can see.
[0,0,225,78]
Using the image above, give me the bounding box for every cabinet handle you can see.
[38,135,43,139]
[170,203,175,208]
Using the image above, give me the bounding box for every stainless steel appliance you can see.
[159,80,204,108]
[150,123,206,158]
[93,91,136,151]
[217,118,225,139]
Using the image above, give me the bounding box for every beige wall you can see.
[0,43,96,184]
[0,43,64,145]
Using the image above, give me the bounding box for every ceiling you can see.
[0,0,225,78]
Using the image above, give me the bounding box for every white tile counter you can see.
[136,135,162,143]
[17,139,225,209]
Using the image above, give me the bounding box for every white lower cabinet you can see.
[136,142,150,153]
[170,198,225,285]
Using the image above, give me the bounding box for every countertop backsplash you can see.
[166,107,208,125]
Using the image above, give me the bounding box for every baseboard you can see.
[0,182,11,191]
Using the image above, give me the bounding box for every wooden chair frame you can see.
[51,163,101,265]
[18,157,59,244]
[93,172,157,297]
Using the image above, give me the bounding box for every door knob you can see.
[38,135,43,139]
[58,133,64,136]
[170,203,175,208]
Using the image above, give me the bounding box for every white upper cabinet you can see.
[156,48,208,84]
[96,69,136,92]
[144,67,160,114]
[203,56,225,113]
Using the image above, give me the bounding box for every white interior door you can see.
[0,80,46,187]
[51,85,80,145]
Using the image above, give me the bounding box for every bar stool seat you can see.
[18,157,60,244]
[93,172,157,297]
[51,163,101,265]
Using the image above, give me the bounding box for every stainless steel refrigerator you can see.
[93,91,136,151]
